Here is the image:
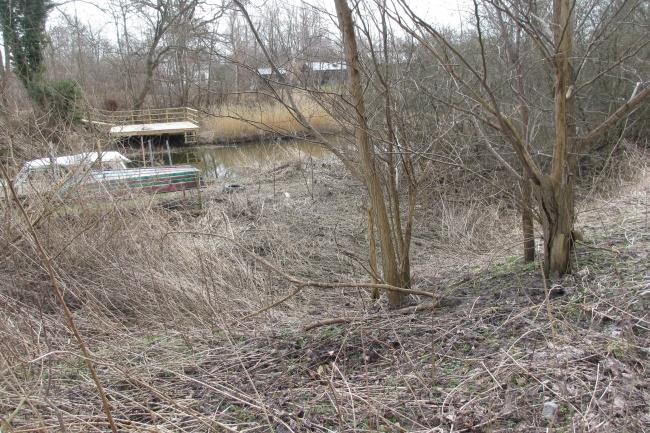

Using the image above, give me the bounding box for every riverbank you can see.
[1,150,648,432]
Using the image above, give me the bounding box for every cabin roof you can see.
[257,67,288,76]
[307,61,346,71]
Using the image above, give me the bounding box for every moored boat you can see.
[1,151,202,199]
[66,165,202,196]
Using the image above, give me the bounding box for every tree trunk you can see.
[521,173,536,262]
[334,0,406,308]
[537,174,574,278]
[367,206,380,300]
[0,47,7,108]
[517,78,535,263]
[540,0,575,278]
[372,195,406,308]
[494,8,536,264]
[399,254,411,292]
[133,58,154,109]
[2,40,9,75]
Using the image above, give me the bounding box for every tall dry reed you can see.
[201,97,338,142]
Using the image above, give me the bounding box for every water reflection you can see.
[125,139,329,180]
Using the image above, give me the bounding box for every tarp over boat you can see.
[20,151,131,171]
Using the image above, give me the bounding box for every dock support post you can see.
[140,136,146,167]
[148,139,154,166]
[165,138,172,166]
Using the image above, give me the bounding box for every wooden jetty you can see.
[85,107,200,145]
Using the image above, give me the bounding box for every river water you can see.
[125,139,329,180]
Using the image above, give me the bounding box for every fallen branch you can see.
[303,302,436,332]
[575,239,621,255]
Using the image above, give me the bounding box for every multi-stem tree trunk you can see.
[539,0,576,278]
[518,91,535,263]
[537,174,574,277]
[334,0,408,308]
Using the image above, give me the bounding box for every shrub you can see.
[29,79,84,122]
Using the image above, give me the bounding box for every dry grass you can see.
[199,96,339,143]
[1,140,648,432]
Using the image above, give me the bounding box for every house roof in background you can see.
[307,61,346,71]
[257,67,288,76]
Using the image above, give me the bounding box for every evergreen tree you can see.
[0,0,52,89]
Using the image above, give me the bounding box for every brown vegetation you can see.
[1,0,648,430]
[1,145,648,432]
[200,97,338,143]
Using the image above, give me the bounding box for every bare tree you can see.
[389,0,650,277]
[110,0,203,109]
[334,0,411,306]
[227,0,437,307]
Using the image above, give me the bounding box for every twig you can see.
[0,164,119,433]
[0,397,25,432]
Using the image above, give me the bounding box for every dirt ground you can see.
[1,153,648,432]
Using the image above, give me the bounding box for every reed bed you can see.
[200,97,339,143]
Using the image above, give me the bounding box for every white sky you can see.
[49,0,470,39]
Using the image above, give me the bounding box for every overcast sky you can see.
[49,0,471,39]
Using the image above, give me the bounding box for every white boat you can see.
[1,151,202,199]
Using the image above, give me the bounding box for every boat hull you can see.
[62,166,203,198]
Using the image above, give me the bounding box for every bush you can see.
[29,79,84,122]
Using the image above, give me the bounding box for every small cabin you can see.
[302,61,347,86]
[256,67,288,81]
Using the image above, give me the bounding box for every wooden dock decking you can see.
[85,107,200,144]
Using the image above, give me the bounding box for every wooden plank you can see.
[109,121,200,137]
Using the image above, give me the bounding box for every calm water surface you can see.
[126,139,329,180]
